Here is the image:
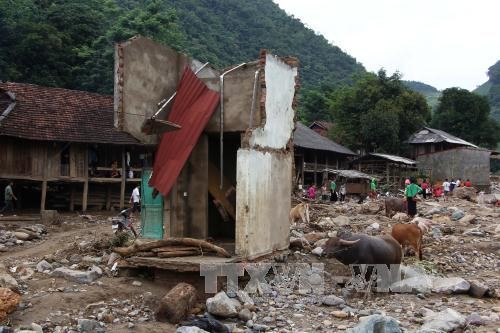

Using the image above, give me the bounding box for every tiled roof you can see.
[309,120,333,130]
[0,82,141,145]
[294,122,356,155]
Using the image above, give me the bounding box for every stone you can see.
[468,280,489,298]
[0,273,19,292]
[459,214,477,224]
[347,314,401,333]
[418,308,465,332]
[331,310,349,318]
[432,277,470,294]
[206,291,239,318]
[466,312,486,326]
[156,283,198,323]
[238,308,253,321]
[36,260,53,273]
[51,266,102,284]
[322,295,345,307]
[304,232,327,243]
[392,212,409,222]
[453,186,477,201]
[132,281,142,287]
[311,247,323,256]
[390,276,433,293]
[432,215,452,224]
[451,210,465,221]
[176,327,209,333]
[13,232,31,241]
[425,207,445,216]
[30,323,43,333]
[331,215,350,227]
[366,222,380,231]
[0,287,21,322]
[77,319,101,333]
[313,238,328,248]
[236,290,254,306]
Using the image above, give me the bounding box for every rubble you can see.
[50,265,102,284]
[156,283,197,324]
[417,308,465,332]
[0,288,21,322]
[206,291,240,318]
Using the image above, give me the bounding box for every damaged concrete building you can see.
[114,37,298,259]
[408,127,491,189]
[0,83,151,211]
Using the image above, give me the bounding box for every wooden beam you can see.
[313,153,317,185]
[105,185,111,210]
[301,155,305,186]
[40,180,47,211]
[69,185,75,212]
[82,180,88,212]
[119,149,126,209]
[207,162,236,220]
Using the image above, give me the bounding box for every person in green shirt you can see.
[330,179,338,202]
[370,178,377,200]
[405,178,422,217]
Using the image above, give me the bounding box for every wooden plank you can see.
[121,256,236,272]
[0,216,40,222]
[207,162,235,220]
[105,185,111,210]
[69,185,75,212]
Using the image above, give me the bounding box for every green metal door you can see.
[141,168,164,239]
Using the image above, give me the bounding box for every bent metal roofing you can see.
[0,82,141,145]
[407,127,478,148]
[294,122,356,155]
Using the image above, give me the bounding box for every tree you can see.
[431,87,500,149]
[328,69,431,153]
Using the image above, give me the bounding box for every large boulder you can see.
[468,280,490,298]
[322,295,345,307]
[0,273,19,292]
[417,308,465,332]
[206,291,240,318]
[432,277,470,294]
[390,276,433,294]
[51,266,102,284]
[156,283,197,324]
[453,187,477,202]
[13,232,32,241]
[0,287,21,322]
[347,314,401,333]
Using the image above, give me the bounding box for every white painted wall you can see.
[235,150,292,258]
[249,54,297,149]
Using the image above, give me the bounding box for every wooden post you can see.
[40,181,47,211]
[69,185,75,211]
[313,153,317,185]
[106,185,112,210]
[119,148,126,209]
[301,155,305,187]
[82,181,88,212]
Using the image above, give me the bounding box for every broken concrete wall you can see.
[114,36,219,144]
[416,147,490,187]
[235,52,298,258]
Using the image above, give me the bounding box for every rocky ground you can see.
[0,189,498,333]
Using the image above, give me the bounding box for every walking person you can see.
[339,182,346,202]
[442,179,451,201]
[321,183,329,201]
[421,179,428,200]
[330,179,338,202]
[370,178,377,200]
[405,178,422,218]
[308,184,316,200]
[465,179,472,187]
[0,181,17,215]
[130,185,141,215]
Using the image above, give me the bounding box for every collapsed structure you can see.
[114,36,298,259]
[408,127,492,189]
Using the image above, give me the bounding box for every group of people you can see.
[403,176,473,217]
[305,179,347,202]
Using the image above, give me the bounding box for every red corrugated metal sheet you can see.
[149,67,220,196]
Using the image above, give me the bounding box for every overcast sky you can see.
[274,0,500,91]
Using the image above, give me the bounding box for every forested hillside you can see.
[0,0,364,100]
[474,60,500,122]
[403,80,441,110]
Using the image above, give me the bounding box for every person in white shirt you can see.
[456,179,461,188]
[130,186,141,213]
[442,179,450,201]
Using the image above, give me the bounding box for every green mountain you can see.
[474,60,500,122]
[403,80,441,110]
[0,0,365,97]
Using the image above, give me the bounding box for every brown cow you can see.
[391,223,423,260]
[384,197,406,217]
[289,202,310,224]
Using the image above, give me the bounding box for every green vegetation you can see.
[403,80,441,110]
[328,70,431,154]
[431,87,500,149]
[0,0,364,96]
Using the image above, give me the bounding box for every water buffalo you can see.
[384,197,406,217]
[322,233,402,265]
